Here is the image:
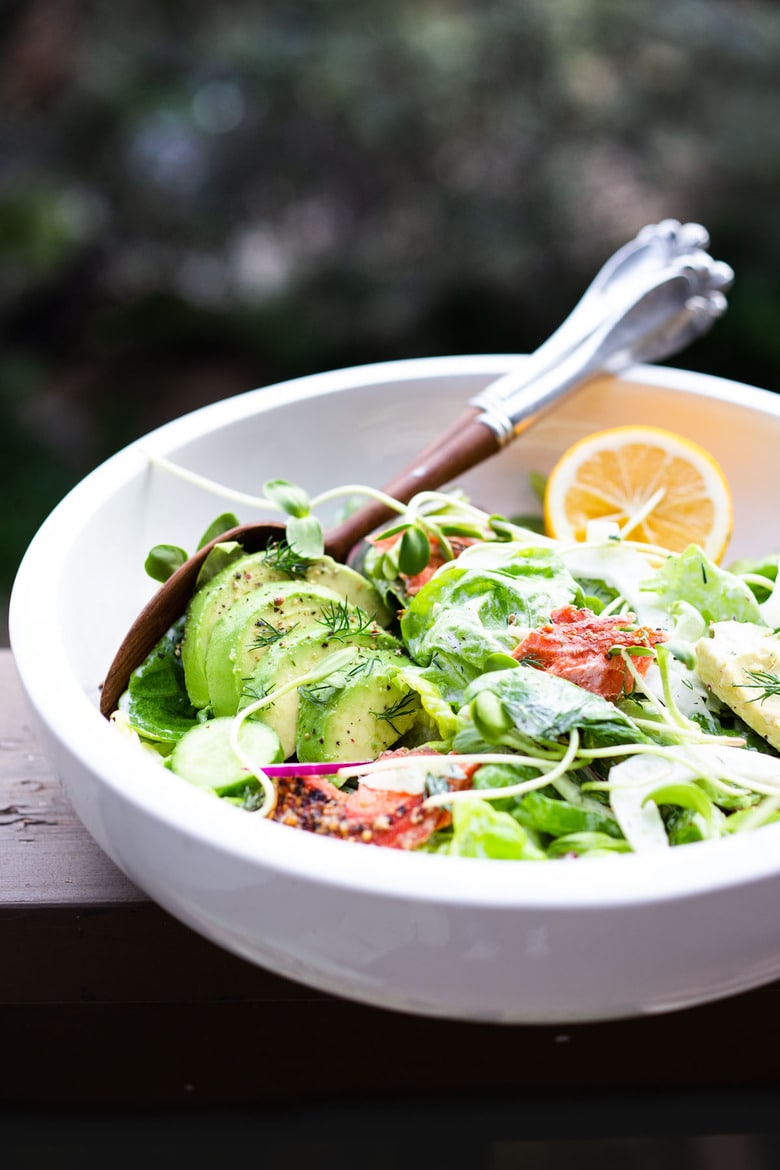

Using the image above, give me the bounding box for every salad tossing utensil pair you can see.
[411,218,728,462]
[99,221,734,716]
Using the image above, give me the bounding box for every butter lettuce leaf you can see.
[512,787,623,839]
[459,664,646,750]
[443,798,547,860]
[728,553,779,603]
[397,665,460,745]
[641,544,761,625]
[118,617,198,745]
[400,547,580,703]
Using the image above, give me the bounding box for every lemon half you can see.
[543,424,733,560]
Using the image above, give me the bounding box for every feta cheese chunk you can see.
[694,621,780,751]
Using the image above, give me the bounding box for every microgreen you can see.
[262,479,324,558]
[606,644,655,658]
[144,512,241,582]
[262,479,311,518]
[197,512,240,549]
[145,544,188,583]
[398,525,432,576]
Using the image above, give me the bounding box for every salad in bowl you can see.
[113,419,780,865]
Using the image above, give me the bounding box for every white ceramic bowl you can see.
[11,354,780,1023]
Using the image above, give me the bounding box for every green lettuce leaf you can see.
[118,617,198,744]
[546,832,632,858]
[513,787,623,839]
[470,765,623,841]
[400,547,580,703]
[470,762,547,813]
[641,544,761,625]
[459,664,646,751]
[397,666,460,745]
[728,553,779,603]
[443,798,547,860]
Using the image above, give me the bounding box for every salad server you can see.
[472,220,730,408]
[412,219,729,461]
[99,235,732,716]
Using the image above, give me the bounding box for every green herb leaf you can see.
[285,514,324,558]
[371,689,420,735]
[197,512,240,549]
[119,618,197,743]
[145,544,188,582]
[263,479,311,518]
[249,616,295,650]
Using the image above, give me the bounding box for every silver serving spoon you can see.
[473,251,732,444]
[411,220,731,461]
[475,219,718,406]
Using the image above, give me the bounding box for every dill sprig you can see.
[262,539,312,578]
[239,679,268,705]
[371,689,420,735]
[317,599,378,641]
[740,668,780,704]
[249,617,295,650]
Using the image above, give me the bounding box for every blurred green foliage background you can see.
[2,0,780,641]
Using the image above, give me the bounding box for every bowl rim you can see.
[11,352,780,910]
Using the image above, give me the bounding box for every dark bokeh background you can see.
[3,0,780,642]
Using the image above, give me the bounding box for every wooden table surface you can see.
[3,646,780,1137]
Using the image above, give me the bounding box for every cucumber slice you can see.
[170,715,283,797]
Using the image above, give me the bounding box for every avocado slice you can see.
[205,580,347,717]
[181,550,292,707]
[305,556,393,623]
[296,647,421,763]
[248,624,402,757]
[182,550,392,708]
